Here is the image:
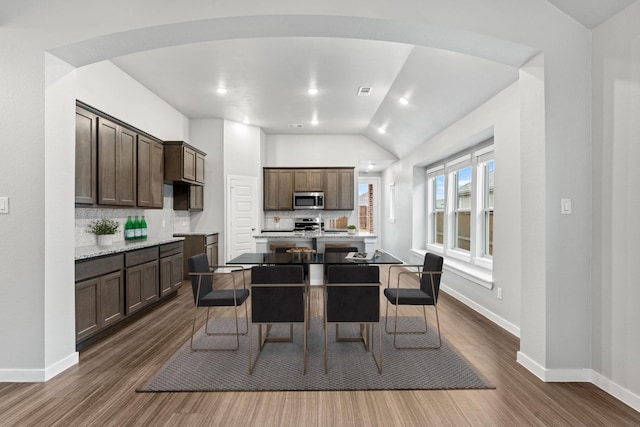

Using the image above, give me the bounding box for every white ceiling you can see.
[107,1,636,167]
[112,38,519,162]
[546,0,636,28]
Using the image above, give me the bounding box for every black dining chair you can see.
[249,265,308,374]
[324,264,382,373]
[384,252,444,349]
[188,253,250,351]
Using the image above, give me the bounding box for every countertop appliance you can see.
[293,192,324,210]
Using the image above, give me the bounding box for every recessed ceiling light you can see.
[243,117,250,124]
[378,127,386,134]
[311,119,319,126]
[399,97,409,105]
[308,88,318,95]
[216,87,227,95]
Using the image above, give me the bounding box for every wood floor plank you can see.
[1,266,639,426]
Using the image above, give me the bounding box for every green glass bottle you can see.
[140,215,148,240]
[133,216,141,240]
[125,216,134,241]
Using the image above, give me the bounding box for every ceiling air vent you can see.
[357,86,373,96]
[288,123,304,128]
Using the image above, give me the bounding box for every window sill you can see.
[411,248,494,290]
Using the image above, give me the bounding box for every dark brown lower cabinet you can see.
[125,247,159,315]
[160,242,183,297]
[75,242,183,347]
[75,254,124,342]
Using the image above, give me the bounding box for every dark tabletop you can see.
[227,251,402,265]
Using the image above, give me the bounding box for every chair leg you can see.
[191,304,247,352]
[388,302,441,350]
[384,300,428,335]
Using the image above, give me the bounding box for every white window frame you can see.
[426,165,445,249]
[425,145,494,274]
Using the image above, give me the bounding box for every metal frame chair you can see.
[249,265,308,374]
[384,252,443,349]
[324,264,382,373]
[188,253,250,351]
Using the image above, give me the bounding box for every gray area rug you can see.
[138,317,493,392]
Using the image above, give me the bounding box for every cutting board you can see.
[335,216,348,229]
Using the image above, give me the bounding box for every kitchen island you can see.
[254,231,378,253]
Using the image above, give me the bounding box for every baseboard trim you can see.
[591,370,640,413]
[441,284,520,337]
[0,352,78,383]
[517,352,640,412]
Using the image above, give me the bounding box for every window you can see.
[483,160,494,256]
[433,175,445,245]
[425,143,494,268]
[454,166,472,251]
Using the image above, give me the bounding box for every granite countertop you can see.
[173,232,218,236]
[75,237,185,261]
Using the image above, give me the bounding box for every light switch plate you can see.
[0,197,9,214]
[561,198,572,215]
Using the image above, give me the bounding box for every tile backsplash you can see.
[75,184,190,247]
[262,210,357,230]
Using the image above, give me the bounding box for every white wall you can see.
[76,61,189,141]
[592,1,640,404]
[265,134,397,168]
[382,82,522,332]
[222,120,263,260]
[44,53,79,378]
[189,119,224,236]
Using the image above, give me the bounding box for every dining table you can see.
[227,250,403,266]
[227,250,403,286]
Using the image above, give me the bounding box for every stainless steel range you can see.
[293,217,322,232]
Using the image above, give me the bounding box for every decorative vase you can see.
[347,229,356,235]
[96,234,114,246]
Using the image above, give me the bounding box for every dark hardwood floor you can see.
[1,266,639,426]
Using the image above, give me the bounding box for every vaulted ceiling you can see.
[99,1,637,164]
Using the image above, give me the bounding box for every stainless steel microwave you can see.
[293,192,324,210]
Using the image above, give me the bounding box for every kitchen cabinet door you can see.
[137,136,164,208]
[189,185,204,210]
[75,107,97,205]
[264,169,280,210]
[97,117,137,206]
[323,169,339,210]
[338,168,354,210]
[125,258,159,315]
[277,170,294,210]
[160,242,184,294]
[195,152,205,184]
[294,169,323,192]
[309,169,324,191]
[75,269,124,341]
[75,278,100,341]
[183,146,197,182]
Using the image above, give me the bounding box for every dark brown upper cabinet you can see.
[75,106,98,205]
[294,169,323,192]
[75,102,165,209]
[98,117,137,206]
[137,135,164,208]
[264,169,294,210]
[164,141,206,185]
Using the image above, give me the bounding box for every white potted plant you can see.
[87,218,120,246]
[347,224,357,235]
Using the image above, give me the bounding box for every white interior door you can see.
[226,175,258,261]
